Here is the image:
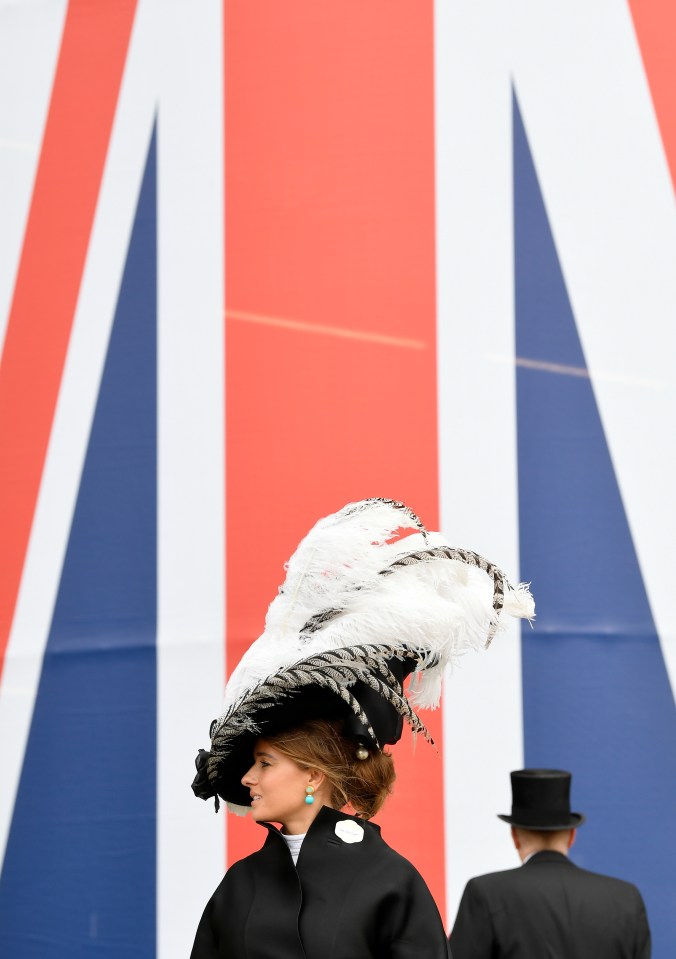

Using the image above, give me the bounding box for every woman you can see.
[191,719,450,958]
[190,498,533,959]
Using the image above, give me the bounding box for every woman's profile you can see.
[189,498,533,958]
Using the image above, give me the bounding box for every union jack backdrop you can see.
[1,2,674,957]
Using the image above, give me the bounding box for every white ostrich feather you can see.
[219,498,534,720]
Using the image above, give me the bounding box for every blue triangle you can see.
[514,89,676,955]
[0,125,158,958]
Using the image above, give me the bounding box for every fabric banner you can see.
[0,2,674,956]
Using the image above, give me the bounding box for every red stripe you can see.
[225,1,444,916]
[628,0,676,193]
[0,0,137,681]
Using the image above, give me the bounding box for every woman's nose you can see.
[241,765,256,787]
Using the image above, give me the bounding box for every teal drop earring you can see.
[305,785,315,805]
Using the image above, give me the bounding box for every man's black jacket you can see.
[450,850,650,959]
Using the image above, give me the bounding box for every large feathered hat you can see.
[192,498,534,814]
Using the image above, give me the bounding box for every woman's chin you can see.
[250,801,273,822]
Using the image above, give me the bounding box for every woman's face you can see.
[241,739,316,829]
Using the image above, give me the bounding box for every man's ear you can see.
[567,828,576,850]
[511,826,520,850]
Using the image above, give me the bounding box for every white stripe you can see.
[435,1,524,930]
[0,0,156,874]
[0,0,67,358]
[510,2,676,700]
[437,1,676,931]
[156,3,226,957]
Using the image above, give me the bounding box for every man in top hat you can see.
[449,769,651,959]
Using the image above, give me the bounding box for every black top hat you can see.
[497,769,585,830]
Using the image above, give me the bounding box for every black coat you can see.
[449,850,650,959]
[191,805,450,959]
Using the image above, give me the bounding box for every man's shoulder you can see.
[532,852,645,898]
[462,864,526,897]
[466,854,644,903]
[462,855,571,890]
[572,862,646,902]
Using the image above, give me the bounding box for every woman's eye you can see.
[260,761,270,768]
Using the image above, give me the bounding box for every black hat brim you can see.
[497,812,585,830]
[209,656,416,808]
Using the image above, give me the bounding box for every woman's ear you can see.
[307,768,325,791]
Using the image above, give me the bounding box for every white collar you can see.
[280,832,306,865]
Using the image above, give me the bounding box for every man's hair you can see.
[513,826,573,848]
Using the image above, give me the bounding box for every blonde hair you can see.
[266,719,395,819]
